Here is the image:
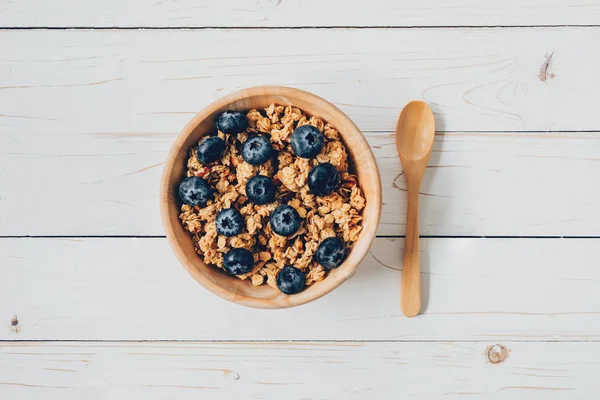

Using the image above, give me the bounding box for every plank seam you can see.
[1,25,600,30]
[1,339,599,343]
[1,236,599,239]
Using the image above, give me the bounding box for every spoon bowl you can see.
[396,101,436,161]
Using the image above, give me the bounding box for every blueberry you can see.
[178,176,213,206]
[216,208,245,237]
[216,110,248,134]
[276,265,306,295]
[246,175,276,205]
[291,125,324,158]
[196,136,226,164]
[223,247,254,275]
[270,205,301,237]
[242,135,273,166]
[308,163,340,196]
[315,237,346,269]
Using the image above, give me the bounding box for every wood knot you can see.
[9,315,20,333]
[223,370,240,380]
[539,51,556,82]
[487,344,509,364]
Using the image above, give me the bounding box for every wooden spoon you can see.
[395,101,436,317]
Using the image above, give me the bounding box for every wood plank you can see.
[1,341,598,399]
[2,29,600,236]
[0,28,597,134]
[3,238,600,341]
[2,130,599,236]
[2,0,600,27]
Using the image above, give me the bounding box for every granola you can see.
[179,104,365,291]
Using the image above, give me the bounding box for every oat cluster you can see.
[179,104,366,288]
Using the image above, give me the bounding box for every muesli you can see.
[178,104,365,294]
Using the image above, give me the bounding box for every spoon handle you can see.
[401,181,421,317]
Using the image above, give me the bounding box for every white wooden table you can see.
[2,1,600,398]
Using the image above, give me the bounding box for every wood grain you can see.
[2,0,600,27]
[160,86,381,308]
[0,28,596,134]
[3,237,600,341]
[1,130,599,236]
[1,341,598,399]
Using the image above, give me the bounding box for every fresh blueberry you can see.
[276,265,306,295]
[270,205,301,237]
[216,208,245,237]
[291,125,324,158]
[178,176,213,206]
[246,175,276,205]
[315,237,346,269]
[223,247,254,275]
[308,163,340,196]
[216,110,248,134]
[242,135,273,165]
[196,136,226,164]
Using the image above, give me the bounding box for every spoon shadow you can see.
[417,107,447,314]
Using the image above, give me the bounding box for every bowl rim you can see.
[160,85,382,308]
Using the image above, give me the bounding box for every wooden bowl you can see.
[160,86,382,308]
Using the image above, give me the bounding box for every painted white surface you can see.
[1,341,598,399]
[3,238,600,341]
[2,4,600,397]
[0,28,592,135]
[1,0,600,27]
[2,131,600,236]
